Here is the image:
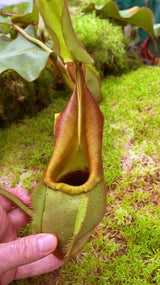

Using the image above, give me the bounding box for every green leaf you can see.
[0,15,12,24]
[0,34,11,41]
[35,0,93,64]
[11,2,38,26]
[0,25,51,81]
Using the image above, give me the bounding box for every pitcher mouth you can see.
[57,169,89,186]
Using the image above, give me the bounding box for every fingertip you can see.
[37,234,58,253]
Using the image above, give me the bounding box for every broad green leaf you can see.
[35,0,93,64]
[0,15,12,24]
[0,34,11,41]
[11,2,38,25]
[119,6,140,18]
[0,25,52,81]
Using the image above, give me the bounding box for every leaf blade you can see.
[35,0,93,64]
[0,25,51,81]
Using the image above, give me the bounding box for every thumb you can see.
[0,234,58,275]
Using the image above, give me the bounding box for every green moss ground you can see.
[1,65,160,284]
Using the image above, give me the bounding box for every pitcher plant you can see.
[0,0,106,260]
[0,64,105,259]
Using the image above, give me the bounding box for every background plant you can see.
[0,0,103,126]
[0,68,65,127]
[73,12,129,75]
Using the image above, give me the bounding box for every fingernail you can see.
[38,234,56,253]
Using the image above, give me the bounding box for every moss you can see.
[68,0,107,6]
[2,2,31,14]
[73,13,129,75]
[0,68,66,127]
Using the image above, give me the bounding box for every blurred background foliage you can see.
[0,0,156,127]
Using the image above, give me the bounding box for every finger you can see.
[0,207,9,242]
[0,195,12,212]
[8,208,29,231]
[0,269,15,285]
[0,188,31,212]
[16,254,63,280]
[0,234,58,275]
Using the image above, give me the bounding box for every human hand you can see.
[0,188,63,285]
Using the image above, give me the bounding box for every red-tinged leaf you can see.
[141,37,159,64]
